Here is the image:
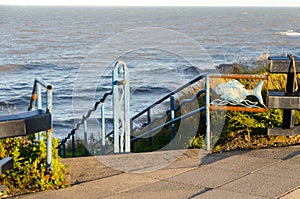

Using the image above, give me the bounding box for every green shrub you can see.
[189,135,205,148]
[0,134,67,196]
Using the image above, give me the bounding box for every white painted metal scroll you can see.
[113,61,130,153]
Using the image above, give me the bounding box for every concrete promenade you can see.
[18,146,300,199]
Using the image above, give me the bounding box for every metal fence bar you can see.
[37,83,42,141]
[124,64,131,153]
[101,103,106,155]
[84,120,88,156]
[37,83,42,109]
[131,74,207,151]
[131,106,206,142]
[46,84,53,173]
[131,74,206,121]
[63,143,66,158]
[205,75,211,151]
[72,134,75,157]
[113,66,120,153]
[170,95,175,140]
[147,109,152,148]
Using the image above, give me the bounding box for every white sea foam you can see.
[278,30,300,37]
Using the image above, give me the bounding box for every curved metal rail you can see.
[57,90,113,155]
[92,74,207,155]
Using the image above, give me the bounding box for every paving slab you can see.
[192,188,267,199]
[19,173,158,199]
[104,189,201,199]
[139,167,195,180]
[105,180,205,199]
[220,173,300,198]
[281,188,300,199]
[166,166,246,188]
[165,157,200,169]
[244,146,300,160]
[60,156,121,185]
[95,150,185,173]
[256,160,300,179]
[206,155,279,172]
[16,147,300,199]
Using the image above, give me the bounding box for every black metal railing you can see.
[59,73,207,156]
[58,90,113,157]
[130,73,207,151]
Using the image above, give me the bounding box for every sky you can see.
[1,0,300,7]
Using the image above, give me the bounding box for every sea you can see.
[1,6,300,139]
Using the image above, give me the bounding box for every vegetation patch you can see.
[0,134,67,197]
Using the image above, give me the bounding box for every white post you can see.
[112,61,130,153]
[205,75,211,151]
[46,85,53,173]
[124,64,130,153]
[113,66,120,153]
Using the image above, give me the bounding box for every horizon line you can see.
[1,4,300,7]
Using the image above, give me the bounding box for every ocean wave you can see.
[132,86,172,95]
[0,64,24,71]
[277,30,300,37]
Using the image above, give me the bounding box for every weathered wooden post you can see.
[268,55,300,135]
[0,79,52,173]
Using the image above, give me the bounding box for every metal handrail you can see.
[132,88,205,132]
[61,73,207,156]
[129,74,207,151]
[28,78,52,111]
[131,74,206,121]
[131,106,206,142]
[92,74,207,155]
[27,78,53,172]
[58,90,113,151]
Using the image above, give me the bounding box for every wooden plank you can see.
[270,60,300,74]
[0,119,26,139]
[0,157,13,174]
[209,74,267,79]
[25,112,51,135]
[0,110,51,139]
[283,110,295,128]
[268,94,300,109]
[210,105,267,112]
[268,126,300,136]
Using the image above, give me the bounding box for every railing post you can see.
[63,143,66,158]
[124,64,130,153]
[37,83,42,141]
[46,85,52,173]
[101,103,106,155]
[113,61,130,153]
[58,145,61,157]
[130,119,134,152]
[84,120,88,156]
[205,75,211,151]
[170,95,175,140]
[37,83,42,109]
[29,80,37,111]
[72,134,75,157]
[113,67,120,153]
[283,56,296,129]
[147,109,152,148]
